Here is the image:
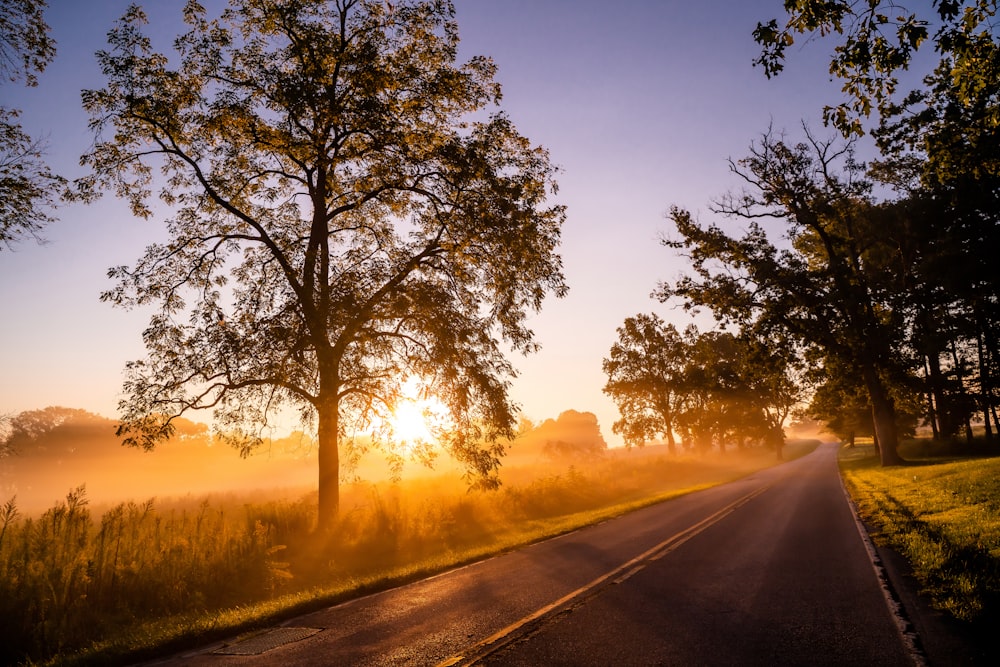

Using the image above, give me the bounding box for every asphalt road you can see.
[158,442,924,666]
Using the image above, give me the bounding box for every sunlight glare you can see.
[389,377,449,447]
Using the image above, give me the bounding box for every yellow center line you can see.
[437,482,772,667]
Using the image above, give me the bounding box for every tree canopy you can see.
[0,0,63,250]
[81,0,566,529]
[659,128,914,464]
[754,0,1000,135]
[603,314,799,457]
[750,1,1000,453]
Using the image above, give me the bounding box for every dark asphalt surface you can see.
[154,443,945,666]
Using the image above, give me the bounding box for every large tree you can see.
[875,47,1000,441]
[754,1,1000,442]
[659,128,912,465]
[80,0,566,529]
[602,313,687,453]
[0,0,63,250]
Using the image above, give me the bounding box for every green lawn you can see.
[839,441,1000,622]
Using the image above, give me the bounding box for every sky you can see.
[0,0,853,449]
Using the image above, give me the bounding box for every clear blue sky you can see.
[0,0,852,447]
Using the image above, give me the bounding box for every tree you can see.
[533,410,608,460]
[0,412,13,458]
[659,128,913,465]
[602,314,687,453]
[753,0,999,136]
[80,0,567,530]
[735,333,803,459]
[603,315,799,456]
[674,328,799,456]
[875,53,1000,442]
[805,351,875,447]
[754,2,1000,441]
[0,0,63,249]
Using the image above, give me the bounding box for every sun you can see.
[387,377,449,446]
[391,400,434,443]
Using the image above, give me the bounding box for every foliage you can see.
[79,0,566,527]
[807,359,874,445]
[753,0,999,136]
[2,406,112,449]
[602,313,688,453]
[841,442,1000,622]
[603,314,800,456]
[0,412,13,458]
[530,410,608,460]
[0,444,815,665]
[748,2,1000,450]
[0,0,55,85]
[658,126,921,463]
[0,0,63,250]
[873,46,1000,445]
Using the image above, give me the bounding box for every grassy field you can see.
[0,441,816,666]
[839,440,1000,623]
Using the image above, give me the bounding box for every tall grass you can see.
[1,443,814,665]
[840,441,1000,622]
[0,486,288,665]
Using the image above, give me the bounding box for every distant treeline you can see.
[0,406,613,512]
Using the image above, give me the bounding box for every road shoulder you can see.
[869,526,997,666]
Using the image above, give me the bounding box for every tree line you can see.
[603,315,798,459]
[605,1,1000,464]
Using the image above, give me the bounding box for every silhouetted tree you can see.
[753,0,998,136]
[80,0,566,529]
[754,1,1000,443]
[602,314,686,453]
[0,0,63,249]
[874,49,1000,441]
[659,128,912,465]
[675,329,798,456]
[737,332,803,459]
[604,316,799,456]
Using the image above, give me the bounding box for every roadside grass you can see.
[839,440,1000,623]
[2,440,817,666]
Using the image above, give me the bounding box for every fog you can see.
[0,406,616,514]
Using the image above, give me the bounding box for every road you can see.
[159,442,922,666]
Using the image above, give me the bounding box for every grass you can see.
[1,441,817,666]
[839,439,1000,623]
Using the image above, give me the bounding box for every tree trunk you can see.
[665,428,677,455]
[927,350,952,438]
[992,403,1000,441]
[870,394,903,465]
[771,427,784,460]
[863,366,904,465]
[976,326,994,441]
[923,355,941,440]
[317,399,340,532]
[949,339,975,443]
